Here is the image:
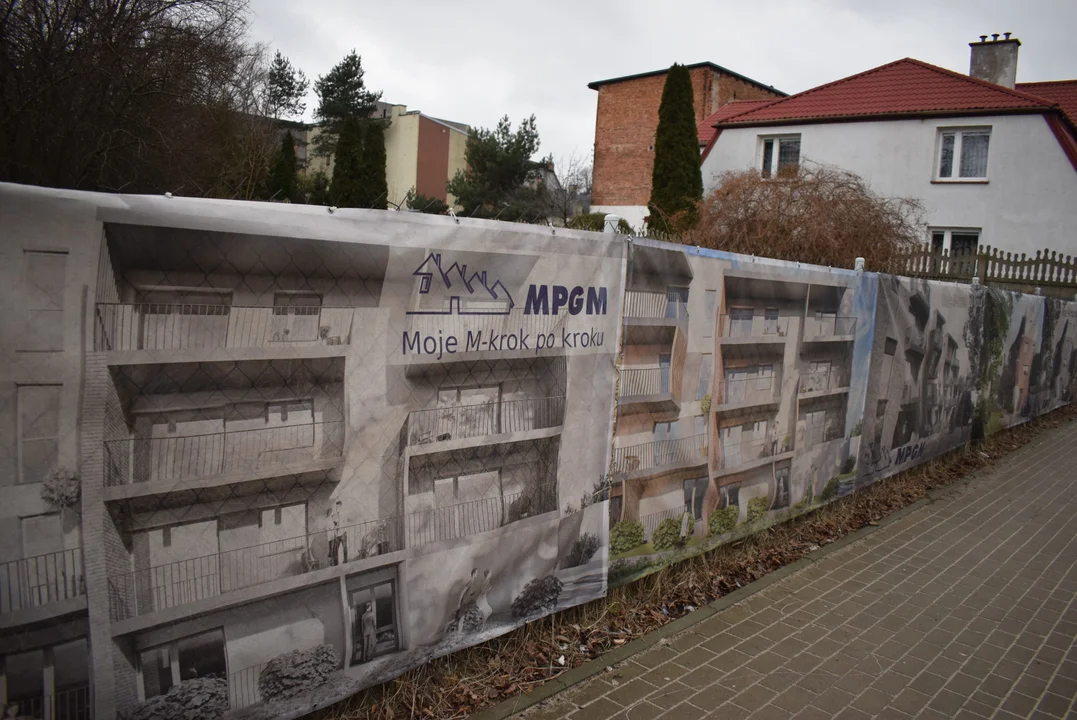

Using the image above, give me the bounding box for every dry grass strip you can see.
[314,405,1077,720]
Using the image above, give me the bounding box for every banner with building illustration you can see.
[606,239,1077,587]
[4,183,1077,720]
[0,184,624,720]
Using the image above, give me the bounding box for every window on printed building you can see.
[20,250,67,351]
[703,290,716,337]
[140,629,226,699]
[682,477,708,520]
[936,128,990,180]
[697,354,713,400]
[17,385,61,485]
[760,135,801,178]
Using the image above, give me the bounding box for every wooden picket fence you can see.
[886,245,1077,296]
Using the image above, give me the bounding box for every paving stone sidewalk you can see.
[515,421,1077,720]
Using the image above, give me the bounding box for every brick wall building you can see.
[589,62,785,229]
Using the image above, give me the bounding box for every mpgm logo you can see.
[406,252,607,317]
[408,252,515,316]
[402,253,609,358]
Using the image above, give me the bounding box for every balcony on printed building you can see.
[798,366,851,401]
[622,289,689,345]
[6,685,92,720]
[714,373,782,414]
[0,548,86,629]
[405,396,566,456]
[103,359,346,504]
[611,433,708,482]
[93,223,389,365]
[106,514,402,624]
[712,427,794,479]
[404,439,560,550]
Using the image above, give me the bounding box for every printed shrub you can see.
[746,497,770,524]
[511,575,563,618]
[610,520,646,555]
[258,644,338,702]
[820,476,841,501]
[564,532,600,568]
[652,515,694,551]
[708,506,738,536]
[127,677,228,720]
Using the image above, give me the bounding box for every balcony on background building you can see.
[612,434,708,477]
[107,516,401,622]
[799,368,851,395]
[715,376,780,409]
[406,397,565,448]
[803,316,857,341]
[715,436,785,471]
[103,421,345,491]
[403,482,557,548]
[0,548,84,616]
[719,314,791,341]
[93,303,355,355]
[623,291,689,325]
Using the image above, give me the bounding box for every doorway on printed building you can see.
[347,566,401,667]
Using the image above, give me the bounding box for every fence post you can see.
[603,215,622,234]
[855,257,865,272]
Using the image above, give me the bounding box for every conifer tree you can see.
[648,64,703,234]
[359,121,388,209]
[267,131,300,202]
[329,117,365,206]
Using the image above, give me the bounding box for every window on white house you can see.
[930,228,981,255]
[937,129,990,180]
[761,136,801,178]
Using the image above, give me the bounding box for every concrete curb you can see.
[468,419,1074,720]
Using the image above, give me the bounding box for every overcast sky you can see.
[249,0,1076,166]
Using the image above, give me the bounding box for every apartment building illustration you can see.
[712,270,859,520]
[861,277,976,480]
[609,246,710,543]
[0,187,621,720]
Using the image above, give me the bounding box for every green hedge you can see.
[708,506,738,536]
[652,515,694,551]
[610,520,646,555]
[746,497,770,524]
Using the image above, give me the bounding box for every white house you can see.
[700,35,1077,258]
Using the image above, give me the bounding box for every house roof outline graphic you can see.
[409,252,516,316]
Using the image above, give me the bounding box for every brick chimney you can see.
[969,33,1020,89]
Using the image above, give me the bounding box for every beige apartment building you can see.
[293,103,469,209]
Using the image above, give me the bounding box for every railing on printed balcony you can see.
[404,483,557,548]
[639,508,686,542]
[103,421,345,487]
[716,375,777,406]
[93,303,355,351]
[804,316,857,339]
[716,437,783,470]
[619,367,670,397]
[404,309,566,349]
[107,516,401,621]
[719,314,791,339]
[10,685,92,720]
[612,434,708,475]
[799,368,850,394]
[406,396,565,447]
[803,425,843,449]
[229,663,267,710]
[0,548,84,614]
[623,291,688,322]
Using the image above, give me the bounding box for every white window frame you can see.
[759,134,802,178]
[929,227,982,254]
[934,127,991,182]
[16,384,62,486]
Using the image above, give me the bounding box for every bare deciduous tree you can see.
[0,0,278,196]
[545,153,592,226]
[682,162,925,270]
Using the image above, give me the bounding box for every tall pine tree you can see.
[266,131,299,202]
[313,51,382,158]
[329,117,365,207]
[359,121,388,209]
[648,64,703,235]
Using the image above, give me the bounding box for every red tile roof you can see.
[1018,80,1077,126]
[697,100,771,144]
[715,58,1056,127]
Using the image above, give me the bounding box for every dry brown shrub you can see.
[682,163,925,270]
